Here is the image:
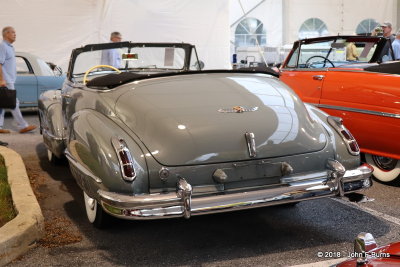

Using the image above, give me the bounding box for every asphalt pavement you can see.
[3,112,400,267]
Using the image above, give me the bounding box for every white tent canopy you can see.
[230,0,398,48]
[0,0,231,71]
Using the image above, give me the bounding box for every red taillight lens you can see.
[123,164,135,178]
[340,130,351,140]
[119,150,130,164]
[349,140,359,153]
[111,137,136,182]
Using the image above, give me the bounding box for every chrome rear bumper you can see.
[98,162,373,220]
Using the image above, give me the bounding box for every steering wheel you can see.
[305,56,335,68]
[83,65,121,85]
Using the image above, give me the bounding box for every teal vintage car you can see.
[15,52,65,108]
[38,42,373,228]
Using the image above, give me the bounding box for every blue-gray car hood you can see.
[115,73,328,166]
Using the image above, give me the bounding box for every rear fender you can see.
[38,90,65,158]
[67,110,148,198]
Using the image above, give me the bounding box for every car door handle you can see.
[313,75,325,81]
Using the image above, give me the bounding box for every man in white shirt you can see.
[101,32,122,68]
[0,26,36,134]
[379,22,395,61]
[392,30,400,60]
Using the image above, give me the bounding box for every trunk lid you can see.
[115,73,327,166]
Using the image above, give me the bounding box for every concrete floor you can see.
[3,112,400,267]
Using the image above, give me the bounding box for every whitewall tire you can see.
[365,154,400,183]
[47,149,63,164]
[47,149,57,163]
[83,191,109,228]
[84,191,97,223]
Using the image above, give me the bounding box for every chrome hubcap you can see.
[372,156,398,171]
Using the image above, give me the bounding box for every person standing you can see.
[392,30,400,60]
[0,108,7,145]
[379,22,395,61]
[346,42,358,61]
[0,26,36,133]
[100,31,123,68]
[381,22,395,40]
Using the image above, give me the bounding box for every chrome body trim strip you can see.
[280,170,328,184]
[316,104,400,119]
[65,150,102,183]
[245,132,257,158]
[97,164,373,220]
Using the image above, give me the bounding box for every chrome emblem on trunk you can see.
[245,132,257,158]
[218,106,258,113]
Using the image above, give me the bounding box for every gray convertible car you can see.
[39,42,373,228]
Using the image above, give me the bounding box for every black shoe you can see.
[0,140,8,146]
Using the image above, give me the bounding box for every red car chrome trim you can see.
[316,104,400,119]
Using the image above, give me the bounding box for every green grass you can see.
[0,155,16,227]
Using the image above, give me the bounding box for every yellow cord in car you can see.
[83,65,121,85]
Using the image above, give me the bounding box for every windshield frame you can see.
[67,42,198,81]
[282,35,390,69]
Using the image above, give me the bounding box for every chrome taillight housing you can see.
[327,116,360,156]
[111,137,136,182]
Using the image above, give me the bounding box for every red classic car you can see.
[280,35,400,183]
[336,232,400,266]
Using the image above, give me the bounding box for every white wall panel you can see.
[230,0,283,47]
[231,0,397,50]
[284,0,397,45]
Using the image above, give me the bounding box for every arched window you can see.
[356,19,379,36]
[299,18,329,39]
[235,18,266,47]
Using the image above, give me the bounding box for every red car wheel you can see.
[365,154,400,182]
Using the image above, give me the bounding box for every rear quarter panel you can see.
[38,90,65,157]
[67,110,149,197]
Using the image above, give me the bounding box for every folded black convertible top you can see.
[86,68,279,88]
[364,61,400,75]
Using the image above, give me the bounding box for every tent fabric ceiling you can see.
[0,0,231,71]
